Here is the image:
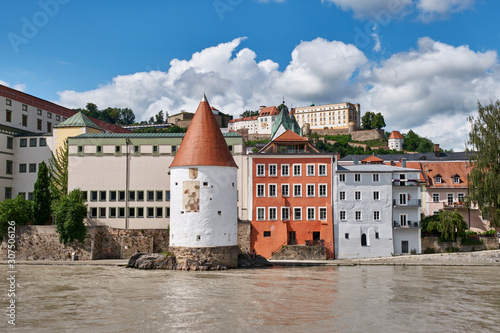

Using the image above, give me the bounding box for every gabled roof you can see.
[421,162,469,188]
[54,112,103,131]
[273,130,308,143]
[258,106,279,117]
[170,95,237,168]
[389,131,404,139]
[361,155,384,163]
[271,106,302,139]
[229,116,258,123]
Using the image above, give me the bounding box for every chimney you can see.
[402,158,406,168]
[353,159,359,165]
[434,144,440,158]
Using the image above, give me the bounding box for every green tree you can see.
[49,140,69,200]
[54,189,87,244]
[371,112,386,129]
[240,110,259,118]
[0,196,33,238]
[155,110,165,124]
[119,108,135,124]
[426,210,467,241]
[362,112,375,129]
[33,161,52,225]
[467,100,500,227]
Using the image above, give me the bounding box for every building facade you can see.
[293,102,361,131]
[228,106,280,135]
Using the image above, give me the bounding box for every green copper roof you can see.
[74,132,242,138]
[271,106,302,138]
[54,112,103,131]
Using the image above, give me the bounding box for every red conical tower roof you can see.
[170,95,238,168]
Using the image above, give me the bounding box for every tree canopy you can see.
[0,196,33,238]
[49,140,69,201]
[403,130,435,153]
[54,189,87,245]
[33,161,52,225]
[467,100,500,227]
[426,210,467,241]
[362,112,386,130]
[75,103,136,125]
[240,110,259,118]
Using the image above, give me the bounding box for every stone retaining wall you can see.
[271,245,326,260]
[169,245,239,268]
[237,220,251,254]
[421,236,499,253]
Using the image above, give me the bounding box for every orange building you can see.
[249,131,336,259]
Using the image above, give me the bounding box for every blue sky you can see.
[1,0,500,150]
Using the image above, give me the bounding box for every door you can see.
[289,231,297,245]
[400,193,407,205]
[402,241,409,254]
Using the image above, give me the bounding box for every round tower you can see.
[169,94,239,268]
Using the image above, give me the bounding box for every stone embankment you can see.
[352,250,500,265]
[127,252,272,271]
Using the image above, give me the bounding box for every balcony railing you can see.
[443,202,467,208]
[393,199,421,207]
[392,179,420,187]
[393,221,420,229]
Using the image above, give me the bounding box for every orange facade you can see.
[250,155,335,259]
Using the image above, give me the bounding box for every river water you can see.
[1,264,499,332]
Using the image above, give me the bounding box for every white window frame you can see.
[306,164,315,176]
[340,211,346,220]
[447,193,454,204]
[319,184,327,197]
[373,173,379,182]
[269,207,277,221]
[268,184,277,197]
[318,164,327,176]
[269,164,277,177]
[257,164,265,177]
[453,176,460,184]
[257,207,265,221]
[293,184,302,197]
[281,207,290,221]
[281,164,289,177]
[256,184,265,197]
[306,184,315,197]
[307,207,315,221]
[339,191,346,200]
[339,174,346,182]
[354,174,361,182]
[293,164,302,176]
[355,211,362,221]
[373,211,380,221]
[373,191,380,200]
[435,176,442,184]
[319,207,327,220]
[281,184,289,197]
[457,193,465,202]
[432,193,440,202]
[293,207,302,221]
[355,191,361,200]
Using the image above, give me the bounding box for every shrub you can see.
[482,229,497,237]
[423,248,436,254]
[445,246,459,253]
[461,236,483,245]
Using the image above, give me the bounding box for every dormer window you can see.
[435,176,442,184]
[453,176,460,184]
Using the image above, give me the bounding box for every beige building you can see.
[293,102,361,130]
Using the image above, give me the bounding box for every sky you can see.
[1,0,500,151]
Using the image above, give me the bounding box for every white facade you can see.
[388,137,404,151]
[334,164,422,259]
[294,102,361,130]
[170,166,237,247]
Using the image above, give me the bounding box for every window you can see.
[78,146,83,153]
[90,208,98,218]
[109,208,116,218]
[355,211,362,221]
[319,184,327,197]
[354,174,361,182]
[268,184,277,197]
[147,191,154,201]
[19,164,27,173]
[81,191,87,201]
[118,208,125,218]
[281,164,289,176]
[319,208,327,220]
[293,207,302,220]
[129,191,135,201]
[257,184,265,197]
[147,208,154,218]
[339,191,346,200]
[22,104,27,111]
[374,211,380,220]
[56,115,60,121]
[307,164,315,176]
[269,164,277,176]
[18,192,26,200]
[115,145,121,153]
[156,190,163,201]
[47,112,52,119]
[293,164,301,176]
[339,174,345,182]
[110,191,117,201]
[39,138,46,147]
[281,207,290,220]
[373,191,380,200]
[432,193,440,202]
[134,145,139,153]
[340,211,346,220]
[345,233,349,239]
[269,207,277,220]
[37,108,42,115]
[355,191,361,200]
[47,122,52,132]
[6,110,12,122]
[400,174,406,180]
[435,176,442,184]
[20,139,27,147]
[373,174,379,182]
[99,191,106,201]
[307,207,315,220]
[137,191,144,201]
[400,214,407,227]
[5,188,12,199]
[318,164,327,176]
[257,207,265,221]
[37,119,42,131]
[458,193,465,202]
[6,99,11,106]
[257,164,265,176]
[156,207,163,217]
[375,232,380,239]
[29,163,36,173]
[166,191,170,201]
[99,208,106,218]
[293,184,302,197]
[7,137,13,149]
[129,208,135,218]
[96,146,102,153]
[172,145,177,153]
[90,191,98,201]
[281,184,289,197]
[307,184,315,197]
[263,231,271,237]
[165,207,170,218]
[361,234,367,246]
[447,193,454,204]
[118,191,125,201]
[453,176,460,184]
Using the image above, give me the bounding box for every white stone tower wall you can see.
[170,166,238,248]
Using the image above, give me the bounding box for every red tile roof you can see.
[273,130,307,142]
[420,162,469,188]
[389,131,404,139]
[170,95,237,168]
[258,106,279,117]
[229,116,258,123]
[362,155,384,163]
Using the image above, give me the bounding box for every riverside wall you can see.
[421,236,499,253]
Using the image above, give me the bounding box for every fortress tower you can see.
[169,94,239,268]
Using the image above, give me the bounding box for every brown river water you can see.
[1,264,500,332]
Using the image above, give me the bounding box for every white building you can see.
[228,106,280,135]
[293,102,361,130]
[388,131,404,151]
[334,164,421,259]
